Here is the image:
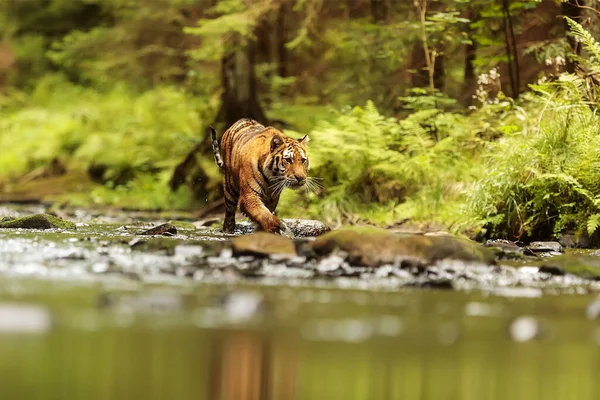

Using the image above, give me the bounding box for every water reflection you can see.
[1,284,600,400]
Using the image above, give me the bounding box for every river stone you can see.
[138,223,177,236]
[485,239,532,260]
[0,213,76,230]
[540,255,600,280]
[234,218,330,237]
[310,226,495,267]
[231,232,297,257]
[282,218,331,237]
[528,241,563,253]
[559,230,598,249]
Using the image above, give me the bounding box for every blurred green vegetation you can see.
[2,0,600,241]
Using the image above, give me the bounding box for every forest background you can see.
[0,0,599,243]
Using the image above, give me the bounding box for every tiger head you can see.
[267,134,310,190]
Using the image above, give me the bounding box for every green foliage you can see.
[466,17,600,240]
[468,68,600,240]
[2,0,598,241]
[81,172,194,210]
[278,100,484,226]
[0,75,215,209]
[565,17,600,63]
[398,88,458,110]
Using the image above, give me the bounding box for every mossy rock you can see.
[232,232,297,257]
[422,234,497,265]
[311,226,495,267]
[0,213,76,230]
[540,255,600,280]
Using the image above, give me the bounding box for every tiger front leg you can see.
[266,193,281,216]
[240,191,283,234]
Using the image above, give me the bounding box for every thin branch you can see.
[574,0,600,16]
[414,0,435,95]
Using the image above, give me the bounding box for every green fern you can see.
[565,17,600,64]
[587,214,600,236]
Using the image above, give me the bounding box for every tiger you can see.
[211,118,310,234]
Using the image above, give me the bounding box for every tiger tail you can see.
[210,126,224,172]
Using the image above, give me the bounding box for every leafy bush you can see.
[0,74,216,209]
[467,18,600,240]
[278,101,485,226]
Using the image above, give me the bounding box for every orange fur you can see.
[212,119,310,234]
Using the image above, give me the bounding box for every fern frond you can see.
[565,17,600,64]
[587,213,600,235]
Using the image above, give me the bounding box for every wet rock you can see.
[281,219,331,237]
[540,255,600,280]
[485,239,534,260]
[233,218,330,237]
[231,221,256,235]
[138,223,177,236]
[559,232,578,249]
[537,264,565,276]
[315,254,346,273]
[559,230,595,249]
[231,232,297,257]
[486,239,518,248]
[311,226,409,266]
[0,213,76,230]
[528,241,563,253]
[310,226,495,267]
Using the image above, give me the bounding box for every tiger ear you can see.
[299,135,310,144]
[270,135,283,152]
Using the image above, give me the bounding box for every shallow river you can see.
[0,208,599,399]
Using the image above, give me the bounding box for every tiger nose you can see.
[295,175,306,185]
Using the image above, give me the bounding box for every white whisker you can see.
[269,177,290,197]
[305,176,324,193]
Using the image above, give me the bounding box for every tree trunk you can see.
[410,42,429,89]
[562,0,583,74]
[433,47,445,91]
[502,0,520,98]
[276,2,287,78]
[371,0,386,22]
[215,36,267,128]
[171,37,267,203]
